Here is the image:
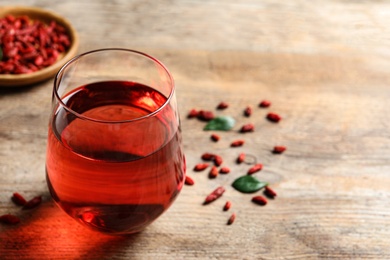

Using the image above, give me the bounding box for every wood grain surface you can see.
[1,0,390,259]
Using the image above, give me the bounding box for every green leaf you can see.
[232,175,268,193]
[203,116,235,131]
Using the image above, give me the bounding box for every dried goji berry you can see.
[185,175,195,186]
[201,153,215,161]
[223,201,232,211]
[197,110,215,121]
[227,213,236,225]
[264,186,277,198]
[0,214,20,225]
[11,192,27,206]
[252,196,267,206]
[266,112,281,123]
[209,166,219,179]
[210,134,220,142]
[213,155,223,166]
[187,109,198,118]
[236,153,245,164]
[217,102,229,110]
[244,106,252,117]
[219,167,230,174]
[273,146,286,154]
[247,163,263,175]
[231,140,245,147]
[259,100,271,108]
[23,196,42,210]
[204,186,226,204]
[240,123,254,133]
[194,163,209,171]
[34,55,44,66]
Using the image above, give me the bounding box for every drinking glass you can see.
[45,48,186,235]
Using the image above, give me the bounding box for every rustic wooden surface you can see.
[1,0,390,259]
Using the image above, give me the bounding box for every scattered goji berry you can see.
[204,186,226,204]
[219,167,230,174]
[223,201,232,211]
[11,192,27,206]
[247,163,263,175]
[23,196,42,210]
[273,146,286,154]
[240,123,254,133]
[230,140,245,147]
[201,153,215,161]
[197,110,215,121]
[213,155,223,166]
[244,106,252,117]
[236,153,245,164]
[187,109,198,118]
[264,186,277,198]
[211,134,220,142]
[194,163,209,171]
[266,112,281,123]
[251,196,267,206]
[227,212,236,225]
[217,102,229,110]
[185,175,195,185]
[209,166,219,179]
[0,214,20,225]
[259,100,271,108]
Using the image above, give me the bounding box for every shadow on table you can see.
[0,195,143,259]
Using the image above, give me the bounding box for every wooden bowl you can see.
[0,6,79,87]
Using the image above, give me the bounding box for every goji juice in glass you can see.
[46,81,186,234]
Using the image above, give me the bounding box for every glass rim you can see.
[53,48,175,124]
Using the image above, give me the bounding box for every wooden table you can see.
[1,1,390,259]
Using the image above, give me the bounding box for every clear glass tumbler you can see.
[46,48,186,235]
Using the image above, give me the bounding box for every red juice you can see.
[46,81,185,234]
